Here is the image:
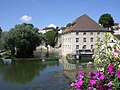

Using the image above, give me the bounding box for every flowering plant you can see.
[70,33,120,90]
[70,60,120,90]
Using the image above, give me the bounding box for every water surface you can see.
[0,59,69,90]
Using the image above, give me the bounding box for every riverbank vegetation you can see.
[0,23,59,59]
[70,33,120,90]
[43,27,59,56]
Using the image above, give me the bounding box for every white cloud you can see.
[19,15,32,22]
[48,24,57,28]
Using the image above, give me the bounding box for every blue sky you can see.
[0,0,120,31]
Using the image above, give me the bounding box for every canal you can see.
[0,56,93,90]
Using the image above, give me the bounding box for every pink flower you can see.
[87,86,92,90]
[70,82,75,87]
[108,88,112,90]
[114,50,119,53]
[99,71,103,74]
[93,72,99,79]
[108,81,112,87]
[94,71,103,79]
[108,64,114,74]
[75,80,84,88]
[89,79,96,85]
[99,75,105,80]
[77,89,81,90]
[78,71,83,79]
[116,70,120,78]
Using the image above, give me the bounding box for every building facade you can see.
[113,23,120,35]
[60,14,110,56]
[38,24,57,34]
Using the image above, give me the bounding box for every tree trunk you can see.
[46,46,49,57]
[11,47,15,56]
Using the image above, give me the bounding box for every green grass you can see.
[0,50,59,61]
[13,58,59,61]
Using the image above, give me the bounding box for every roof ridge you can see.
[72,14,87,23]
[62,14,110,34]
[70,14,107,31]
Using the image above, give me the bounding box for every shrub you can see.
[70,33,120,90]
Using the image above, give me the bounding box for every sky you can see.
[0,0,120,31]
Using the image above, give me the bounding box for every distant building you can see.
[59,14,110,56]
[113,23,120,35]
[38,27,54,34]
[58,27,66,34]
[37,24,57,50]
[38,24,57,34]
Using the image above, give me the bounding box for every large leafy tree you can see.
[0,31,9,50]
[5,23,42,58]
[43,27,58,56]
[98,13,114,29]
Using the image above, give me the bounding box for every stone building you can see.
[60,14,110,56]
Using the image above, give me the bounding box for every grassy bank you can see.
[13,58,59,61]
[0,50,59,61]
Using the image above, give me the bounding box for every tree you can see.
[98,13,114,29]
[43,27,58,56]
[0,27,3,51]
[66,23,72,27]
[0,31,9,50]
[5,23,42,58]
[0,27,2,37]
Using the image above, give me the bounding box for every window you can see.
[97,38,100,42]
[97,32,100,35]
[76,50,79,54]
[82,45,86,49]
[76,45,79,49]
[76,38,79,42]
[90,32,93,35]
[91,45,93,49]
[76,32,79,35]
[69,38,71,42]
[83,38,86,42]
[83,32,86,35]
[111,40,114,42]
[91,38,93,42]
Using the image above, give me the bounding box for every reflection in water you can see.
[0,60,59,84]
[0,56,95,90]
[2,59,12,64]
[60,56,96,82]
[0,59,69,90]
[59,57,77,70]
[60,55,95,71]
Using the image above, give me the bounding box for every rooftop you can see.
[63,14,109,33]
